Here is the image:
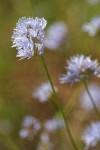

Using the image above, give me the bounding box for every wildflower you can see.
[59,55,100,83]
[80,84,100,111]
[32,82,58,102]
[44,118,65,132]
[81,121,100,149]
[19,115,41,140]
[82,17,100,36]
[44,22,67,50]
[11,17,47,59]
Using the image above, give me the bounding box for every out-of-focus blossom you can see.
[44,118,65,132]
[87,0,100,4]
[19,115,41,140]
[36,132,53,150]
[44,22,67,50]
[32,82,58,102]
[80,84,100,111]
[12,17,47,59]
[40,132,51,144]
[82,17,100,36]
[81,121,100,149]
[59,55,100,83]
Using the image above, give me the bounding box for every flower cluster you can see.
[11,17,47,59]
[44,22,67,50]
[19,115,65,141]
[19,116,41,140]
[59,55,100,83]
[81,121,100,149]
[82,17,100,36]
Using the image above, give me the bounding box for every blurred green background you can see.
[0,0,100,149]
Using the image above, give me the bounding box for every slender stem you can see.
[82,80,100,120]
[40,55,59,110]
[64,85,83,117]
[40,55,79,150]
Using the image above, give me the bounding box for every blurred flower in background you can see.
[11,17,47,59]
[82,17,100,36]
[44,117,65,132]
[36,132,54,150]
[80,83,100,111]
[44,22,67,50]
[81,121,100,150]
[32,82,58,102]
[19,115,41,140]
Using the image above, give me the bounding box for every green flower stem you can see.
[64,85,83,117]
[82,80,100,120]
[0,132,20,150]
[40,55,79,150]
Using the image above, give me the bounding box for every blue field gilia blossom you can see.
[59,55,100,83]
[11,17,47,59]
[81,121,100,150]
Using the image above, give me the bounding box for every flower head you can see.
[59,55,100,83]
[81,121,100,149]
[11,17,47,59]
